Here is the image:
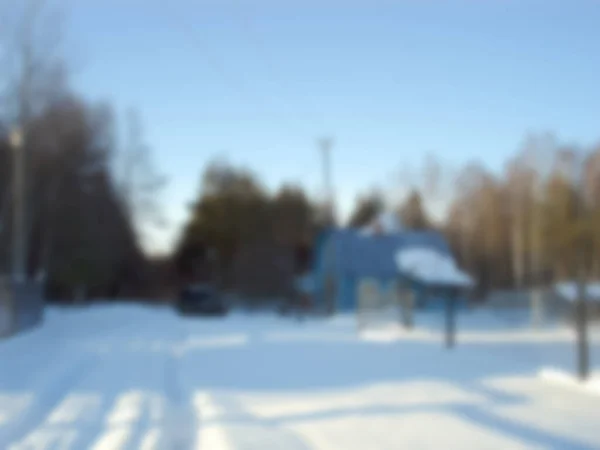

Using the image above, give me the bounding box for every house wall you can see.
[312,230,338,312]
[337,274,355,311]
[339,275,401,312]
[353,276,468,313]
[318,269,469,313]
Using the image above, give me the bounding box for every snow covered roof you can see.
[395,247,474,288]
[554,282,600,303]
[325,228,452,278]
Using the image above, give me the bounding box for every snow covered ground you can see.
[0,305,600,450]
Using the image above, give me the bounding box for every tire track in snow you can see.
[163,355,193,449]
[0,348,98,448]
[81,315,187,450]
[163,322,199,450]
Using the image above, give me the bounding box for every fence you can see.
[483,289,574,326]
[0,277,44,338]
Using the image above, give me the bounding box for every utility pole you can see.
[319,137,335,226]
[12,1,37,284]
[445,291,456,349]
[10,128,26,282]
[575,245,589,380]
[575,154,590,381]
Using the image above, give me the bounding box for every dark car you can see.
[177,284,228,316]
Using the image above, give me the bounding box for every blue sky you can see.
[67,0,600,254]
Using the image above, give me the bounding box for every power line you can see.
[158,6,318,142]
[230,4,338,215]
[232,3,325,133]
[155,4,338,213]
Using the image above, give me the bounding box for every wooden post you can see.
[445,290,456,349]
[397,283,414,330]
[405,290,414,329]
[576,268,589,380]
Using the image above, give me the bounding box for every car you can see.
[177,284,228,316]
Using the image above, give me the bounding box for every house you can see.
[312,216,472,313]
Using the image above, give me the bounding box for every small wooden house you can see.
[312,223,472,313]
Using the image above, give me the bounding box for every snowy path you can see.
[0,305,600,449]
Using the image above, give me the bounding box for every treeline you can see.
[0,91,164,300]
[446,134,600,293]
[175,160,323,299]
[349,134,600,294]
[0,1,164,301]
[177,134,600,300]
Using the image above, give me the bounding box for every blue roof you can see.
[326,228,451,277]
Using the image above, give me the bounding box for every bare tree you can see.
[0,0,67,279]
[116,109,167,253]
[393,153,457,229]
[583,146,600,277]
[0,0,66,124]
[515,133,558,327]
[452,162,487,271]
[505,157,531,289]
